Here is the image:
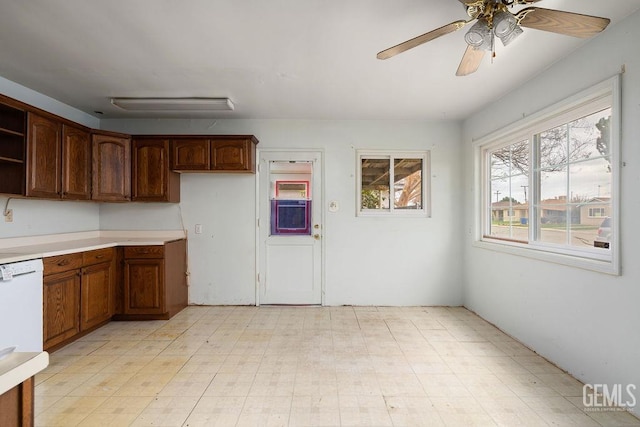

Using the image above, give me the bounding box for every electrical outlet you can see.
[4,209,13,222]
[195,224,203,234]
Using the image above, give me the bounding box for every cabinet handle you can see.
[95,255,105,259]
[57,260,70,266]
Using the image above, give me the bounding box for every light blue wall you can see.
[462,9,640,410]
[0,197,99,238]
[0,75,99,128]
[1,72,465,306]
[0,77,100,238]
[100,119,465,306]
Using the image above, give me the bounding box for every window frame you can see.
[356,150,430,217]
[473,76,621,275]
[588,207,606,218]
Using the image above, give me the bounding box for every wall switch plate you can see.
[4,209,13,222]
[195,224,203,234]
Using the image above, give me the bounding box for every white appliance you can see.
[0,258,44,352]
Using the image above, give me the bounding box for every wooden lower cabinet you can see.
[43,248,115,351]
[121,239,187,320]
[0,377,34,427]
[42,241,186,349]
[43,269,81,349]
[80,261,114,330]
[124,259,164,315]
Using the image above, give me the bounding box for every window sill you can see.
[357,211,430,218]
[471,238,619,276]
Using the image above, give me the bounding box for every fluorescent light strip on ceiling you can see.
[111,97,234,111]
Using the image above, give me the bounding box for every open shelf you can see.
[0,101,26,195]
[0,156,24,164]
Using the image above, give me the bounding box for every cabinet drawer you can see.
[43,253,83,275]
[82,247,114,266]
[124,245,164,259]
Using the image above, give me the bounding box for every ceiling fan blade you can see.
[457,0,545,4]
[517,7,610,38]
[456,45,485,76]
[377,20,469,60]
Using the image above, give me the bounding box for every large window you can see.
[476,77,620,274]
[357,151,430,216]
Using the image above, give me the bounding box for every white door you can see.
[258,150,323,305]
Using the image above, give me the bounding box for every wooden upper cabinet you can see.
[62,125,91,200]
[171,138,210,171]
[211,137,256,172]
[170,136,258,173]
[132,138,180,202]
[26,113,62,198]
[92,132,131,201]
[25,114,92,200]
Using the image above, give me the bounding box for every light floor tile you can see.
[338,395,393,427]
[35,373,95,397]
[34,395,106,426]
[32,305,639,427]
[384,395,444,427]
[157,371,215,396]
[417,373,473,397]
[66,371,136,397]
[130,396,200,427]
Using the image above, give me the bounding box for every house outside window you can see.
[357,151,430,217]
[475,77,620,274]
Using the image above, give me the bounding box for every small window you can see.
[357,151,430,216]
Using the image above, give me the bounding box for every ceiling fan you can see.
[377,0,610,76]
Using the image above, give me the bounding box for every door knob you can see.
[313,234,321,240]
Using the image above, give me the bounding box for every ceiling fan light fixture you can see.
[464,19,492,51]
[110,97,235,111]
[498,24,523,46]
[492,11,518,38]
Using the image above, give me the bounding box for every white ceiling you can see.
[1,0,639,121]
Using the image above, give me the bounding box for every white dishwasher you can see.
[0,258,44,352]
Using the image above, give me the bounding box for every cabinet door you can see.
[0,377,33,427]
[171,139,210,170]
[211,138,255,172]
[43,270,80,350]
[132,138,180,202]
[92,133,130,201]
[80,261,113,331]
[26,113,62,198]
[124,259,165,315]
[62,125,91,200]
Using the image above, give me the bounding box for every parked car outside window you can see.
[596,217,611,242]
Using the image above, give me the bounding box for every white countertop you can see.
[0,230,186,264]
[0,351,49,395]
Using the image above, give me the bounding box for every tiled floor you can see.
[34,306,640,426]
